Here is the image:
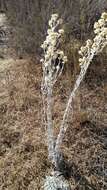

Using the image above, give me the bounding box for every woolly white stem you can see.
[46,85,55,162]
[55,50,96,153]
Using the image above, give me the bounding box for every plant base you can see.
[44,174,71,190]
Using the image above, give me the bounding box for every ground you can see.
[0,57,107,190]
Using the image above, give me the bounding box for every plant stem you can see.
[55,55,93,154]
[47,85,55,163]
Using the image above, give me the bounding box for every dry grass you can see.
[0,58,107,189]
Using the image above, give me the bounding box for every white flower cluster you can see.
[79,12,107,67]
[41,14,67,86]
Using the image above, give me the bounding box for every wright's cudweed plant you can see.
[41,13,107,190]
[41,14,67,165]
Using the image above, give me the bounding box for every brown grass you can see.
[0,58,107,189]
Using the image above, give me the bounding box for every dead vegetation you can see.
[0,57,106,189]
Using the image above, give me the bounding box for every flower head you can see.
[86,39,92,47]
[51,14,58,20]
[58,29,64,34]
[94,22,100,29]
[98,19,105,27]
[63,56,68,63]
[47,29,52,35]
[101,12,107,20]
